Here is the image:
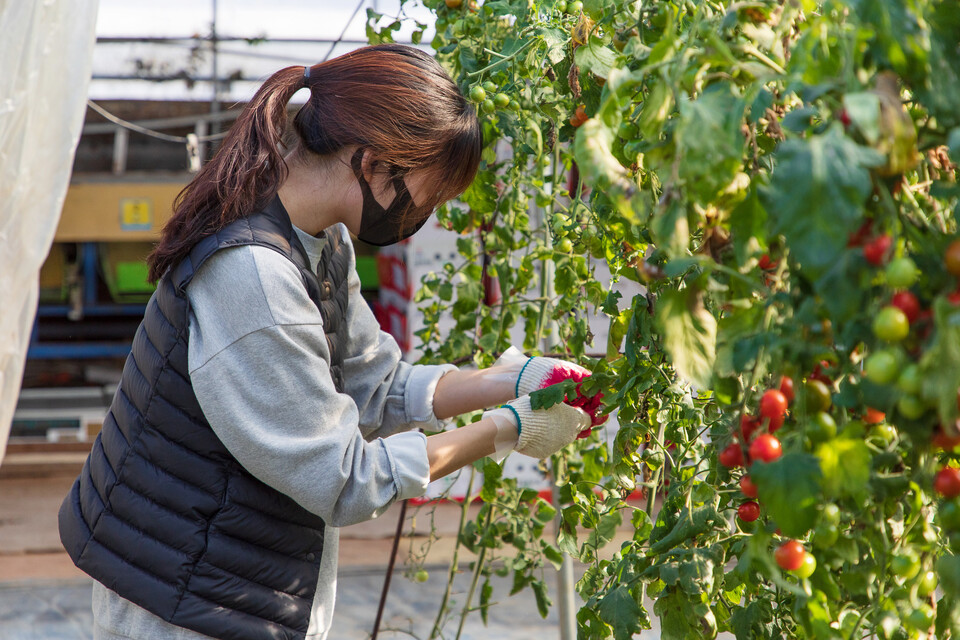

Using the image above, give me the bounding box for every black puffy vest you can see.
[59,196,352,640]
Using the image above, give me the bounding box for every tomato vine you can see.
[369,0,960,638]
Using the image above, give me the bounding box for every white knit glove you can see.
[483,395,590,460]
[485,346,590,398]
[515,352,591,397]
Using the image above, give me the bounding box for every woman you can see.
[59,44,592,640]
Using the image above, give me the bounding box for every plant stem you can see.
[454,504,497,640]
[429,467,477,640]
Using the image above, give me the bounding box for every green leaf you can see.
[676,85,747,205]
[574,40,619,80]
[730,599,775,640]
[598,585,644,640]
[730,185,768,266]
[816,436,871,498]
[937,554,960,598]
[843,92,881,145]
[532,579,551,618]
[762,125,881,279]
[751,452,822,538]
[536,26,569,65]
[529,379,577,410]
[461,169,499,214]
[655,286,717,389]
[480,459,503,502]
[919,298,960,429]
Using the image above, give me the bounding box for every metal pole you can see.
[210,0,221,138]
[542,149,576,640]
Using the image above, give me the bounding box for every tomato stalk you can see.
[428,467,477,640]
[453,503,497,640]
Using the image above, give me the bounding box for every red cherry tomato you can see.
[758,254,779,270]
[863,234,893,266]
[935,468,960,498]
[739,475,759,499]
[775,539,806,571]
[864,407,886,425]
[808,360,833,385]
[759,389,789,431]
[719,442,745,468]
[738,501,761,522]
[847,220,874,247]
[890,291,921,324]
[740,414,761,442]
[749,434,782,463]
[933,429,960,451]
[778,376,795,404]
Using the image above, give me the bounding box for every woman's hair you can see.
[147,44,482,282]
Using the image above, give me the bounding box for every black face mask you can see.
[350,149,432,246]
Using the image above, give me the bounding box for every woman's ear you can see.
[360,147,380,183]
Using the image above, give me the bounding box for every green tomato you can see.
[873,306,911,342]
[482,80,497,93]
[567,0,583,13]
[870,423,898,448]
[885,257,919,289]
[618,120,639,140]
[469,85,487,103]
[481,98,496,114]
[414,569,429,583]
[493,93,510,109]
[551,214,568,236]
[896,364,922,395]
[555,1,567,12]
[891,551,921,580]
[557,238,574,253]
[917,570,937,597]
[821,503,841,526]
[905,604,934,631]
[865,350,901,385]
[808,412,837,443]
[897,394,926,420]
[792,552,817,579]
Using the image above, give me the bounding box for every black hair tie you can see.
[303,66,311,85]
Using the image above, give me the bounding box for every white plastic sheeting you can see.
[0,0,100,466]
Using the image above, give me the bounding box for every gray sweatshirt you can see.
[92,223,455,640]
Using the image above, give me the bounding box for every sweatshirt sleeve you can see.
[185,244,429,526]
[334,225,456,438]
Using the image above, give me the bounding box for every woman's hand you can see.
[484,395,590,459]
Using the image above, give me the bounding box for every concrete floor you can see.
[0,465,693,639]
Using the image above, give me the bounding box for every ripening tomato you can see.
[864,407,886,424]
[808,360,833,384]
[778,376,795,404]
[740,414,761,442]
[775,540,806,571]
[946,240,960,277]
[793,552,817,579]
[759,389,788,431]
[863,234,893,266]
[935,467,960,498]
[719,442,744,468]
[873,306,910,342]
[802,379,832,413]
[749,434,782,463]
[739,475,759,499]
[890,290,921,323]
[444,0,462,7]
[738,501,760,522]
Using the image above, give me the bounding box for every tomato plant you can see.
[368,0,960,637]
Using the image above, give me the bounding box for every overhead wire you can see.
[86,100,230,143]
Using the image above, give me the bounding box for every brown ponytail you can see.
[148,44,481,282]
